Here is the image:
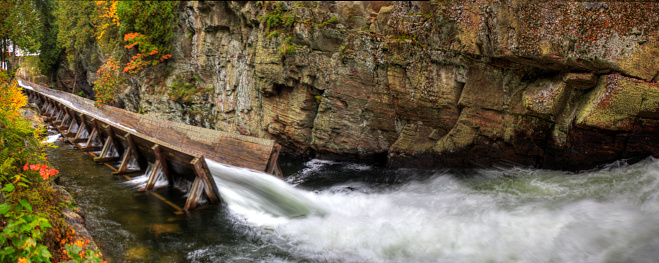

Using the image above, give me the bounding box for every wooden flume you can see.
[20,80,283,213]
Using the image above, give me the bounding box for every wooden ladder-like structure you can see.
[21,80,282,212]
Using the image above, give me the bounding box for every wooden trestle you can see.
[20,80,283,212]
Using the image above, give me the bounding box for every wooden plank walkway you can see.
[19,79,283,211]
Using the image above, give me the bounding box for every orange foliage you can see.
[93,55,124,106]
[0,74,27,122]
[122,33,172,74]
[95,0,120,50]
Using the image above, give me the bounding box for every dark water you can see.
[47,134,659,263]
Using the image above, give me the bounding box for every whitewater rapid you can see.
[198,158,659,263]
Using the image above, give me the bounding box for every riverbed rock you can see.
[52,1,659,170]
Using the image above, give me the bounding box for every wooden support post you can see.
[154,145,171,185]
[82,119,99,152]
[65,111,78,137]
[144,144,169,190]
[47,101,55,117]
[184,177,204,210]
[265,144,283,179]
[144,159,162,191]
[95,136,115,163]
[113,134,141,175]
[144,144,168,190]
[95,126,121,163]
[52,107,62,125]
[191,156,220,204]
[60,109,71,130]
[114,148,133,174]
[54,105,67,127]
[72,120,88,143]
[41,98,50,115]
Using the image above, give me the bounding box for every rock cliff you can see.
[56,1,659,170]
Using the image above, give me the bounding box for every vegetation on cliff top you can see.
[53,0,178,106]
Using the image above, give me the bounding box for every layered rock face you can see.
[58,1,659,170]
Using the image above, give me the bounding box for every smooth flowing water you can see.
[47,137,659,263]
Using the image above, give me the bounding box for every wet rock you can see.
[50,1,659,171]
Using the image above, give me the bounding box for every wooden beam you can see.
[273,163,283,178]
[265,143,283,179]
[147,192,184,215]
[40,99,49,114]
[152,144,171,185]
[114,134,140,175]
[184,177,204,210]
[95,156,121,163]
[103,163,118,172]
[73,121,88,142]
[64,109,78,137]
[96,135,114,162]
[115,145,133,173]
[83,119,99,152]
[115,170,143,176]
[191,156,220,204]
[44,99,53,116]
[47,101,55,117]
[80,145,101,152]
[144,160,163,191]
[65,118,78,137]
[52,107,63,125]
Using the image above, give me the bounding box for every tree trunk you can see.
[1,38,5,70]
[10,42,16,72]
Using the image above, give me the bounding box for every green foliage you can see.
[54,0,96,66]
[260,2,297,33]
[277,40,298,59]
[264,12,283,30]
[317,16,339,27]
[0,0,41,53]
[407,12,433,19]
[167,74,211,104]
[0,184,53,263]
[283,13,296,27]
[266,30,279,40]
[117,1,178,56]
[64,240,103,263]
[35,0,62,78]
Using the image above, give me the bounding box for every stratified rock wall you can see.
[60,1,659,170]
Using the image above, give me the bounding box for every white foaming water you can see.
[77,128,89,139]
[126,156,139,170]
[126,163,168,189]
[202,158,659,263]
[69,123,79,134]
[206,160,327,225]
[108,145,119,157]
[42,134,61,144]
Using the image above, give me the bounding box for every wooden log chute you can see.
[20,80,282,212]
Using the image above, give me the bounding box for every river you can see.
[46,133,659,262]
